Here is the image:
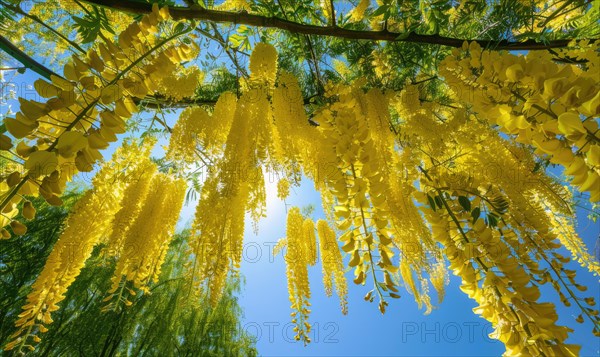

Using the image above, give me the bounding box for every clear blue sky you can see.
[2,46,599,357]
[230,176,599,357]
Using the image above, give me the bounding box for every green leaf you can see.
[396,31,413,40]
[486,213,498,227]
[458,196,471,212]
[173,22,186,34]
[434,195,443,209]
[427,194,436,211]
[471,207,481,224]
[71,7,115,44]
[372,4,390,17]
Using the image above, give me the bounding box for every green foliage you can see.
[197,67,239,101]
[0,1,16,34]
[72,6,115,43]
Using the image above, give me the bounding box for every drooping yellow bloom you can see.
[248,42,278,87]
[157,66,203,101]
[316,220,348,314]
[103,158,157,257]
[5,140,149,351]
[397,83,596,355]
[167,107,206,163]
[216,0,252,11]
[348,0,370,22]
[302,218,318,266]
[277,178,291,200]
[107,173,186,301]
[284,207,312,345]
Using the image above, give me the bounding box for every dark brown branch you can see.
[142,93,317,109]
[82,0,596,50]
[141,96,218,109]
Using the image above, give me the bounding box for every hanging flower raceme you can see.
[316,219,348,314]
[395,86,600,353]
[284,207,313,345]
[105,172,186,309]
[5,140,155,352]
[102,140,158,257]
[313,81,444,314]
[184,43,282,306]
[167,92,237,162]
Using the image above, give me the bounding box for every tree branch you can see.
[0,35,60,80]
[82,0,596,50]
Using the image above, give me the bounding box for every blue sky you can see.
[231,175,599,357]
[2,44,599,357]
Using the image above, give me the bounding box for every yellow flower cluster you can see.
[187,94,265,305]
[216,0,252,11]
[189,177,231,307]
[424,204,581,356]
[348,0,370,22]
[316,220,348,314]
[167,107,207,163]
[371,50,392,80]
[107,172,186,302]
[248,42,279,88]
[5,140,156,352]
[312,81,444,315]
[277,178,291,200]
[275,214,349,332]
[157,66,203,101]
[204,92,239,155]
[103,141,157,257]
[186,43,295,306]
[440,41,600,202]
[302,218,318,266]
[284,207,313,345]
[0,3,193,239]
[271,72,316,173]
[167,91,238,162]
[394,84,600,353]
